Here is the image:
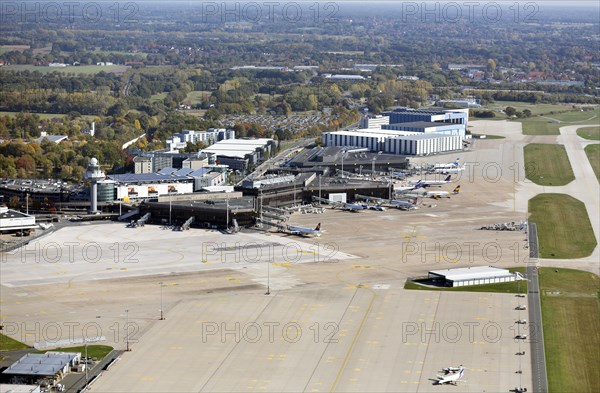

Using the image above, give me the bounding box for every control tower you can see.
[84,157,105,213]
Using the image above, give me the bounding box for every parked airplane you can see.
[426,190,451,199]
[391,199,418,210]
[434,165,465,174]
[516,305,527,310]
[442,366,462,374]
[409,175,452,187]
[435,366,465,385]
[287,223,322,237]
[433,158,460,170]
[342,203,368,212]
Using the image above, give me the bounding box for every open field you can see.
[539,268,600,393]
[149,92,167,103]
[529,194,597,258]
[0,111,96,120]
[524,144,575,186]
[486,101,577,117]
[325,51,364,55]
[1,64,130,74]
[184,90,211,105]
[518,109,599,135]
[91,49,148,58]
[584,144,600,182]
[0,45,30,54]
[0,333,30,351]
[577,126,600,140]
[35,345,113,360]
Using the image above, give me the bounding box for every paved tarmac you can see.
[3,118,598,392]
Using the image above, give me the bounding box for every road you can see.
[526,222,548,393]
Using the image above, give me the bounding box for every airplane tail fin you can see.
[444,175,451,182]
[453,185,460,194]
[315,223,321,231]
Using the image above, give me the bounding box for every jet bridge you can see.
[179,216,194,231]
[137,212,151,227]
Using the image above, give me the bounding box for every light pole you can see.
[265,258,270,295]
[26,192,29,215]
[85,342,88,387]
[125,309,130,351]
[159,282,164,320]
[169,193,172,226]
[372,157,376,180]
[226,196,229,230]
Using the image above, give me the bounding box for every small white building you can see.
[428,266,524,287]
[0,206,37,233]
[0,384,41,393]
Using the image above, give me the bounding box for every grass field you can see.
[487,101,575,117]
[538,267,600,392]
[584,144,600,182]
[35,345,114,360]
[326,51,364,55]
[0,333,30,351]
[528,194,597,258]
[0,111,96,120]
[0,45,30,54]
[518,109,599,135]
[185,90,211,105]
[92,49,148,58]
[149,92,168,103]
[1,64,130,74]
[524,144,575,186]
[577,126,600,141]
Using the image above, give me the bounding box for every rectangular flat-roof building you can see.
[428,266,523,287]
[388,107,469,128]
[0,206,37,232]
[2,352,81,384]
[201,138,276,171]
[383,121,466,138]
[323,129,462,156]
[385,133,463,155]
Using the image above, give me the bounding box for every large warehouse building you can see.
[324,107,469,156]
[387,107,470,128]
[323,129,462,156]
[428,266,524,287]
[384,133,462,155]
[382,121,466,138]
